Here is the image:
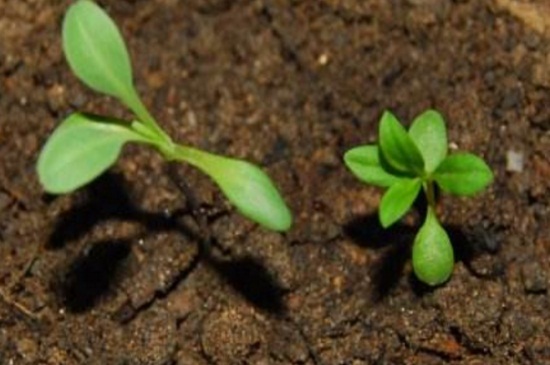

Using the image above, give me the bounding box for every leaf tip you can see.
[269,208,293,232]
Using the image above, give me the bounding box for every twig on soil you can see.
[0,242,42,321]
[0,287,39,320]
[11,243,40,285]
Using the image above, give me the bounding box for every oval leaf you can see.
[379,178,421,228]
[344,145,404,187]
[434,153,493,196]
[379,111,425,175]
[176,148,292,231]
[63,0,134,100]
[409,109,448,173]
[412,208,454,286]
[38,113,145,194]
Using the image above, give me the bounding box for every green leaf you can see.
[379,178,421,228]
[62,0,169,141]
[412,208,454,286]
[379,111,425,175]
[63,0,134,101]
[173,147,292,231]
[433,153,493,196]
[409,109,448,173]
[38,113,146,194]
[344,145,404,187]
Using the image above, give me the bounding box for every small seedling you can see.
[344,110,493,285]
[37,0,292,231]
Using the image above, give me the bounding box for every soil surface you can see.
[1,0,550,364]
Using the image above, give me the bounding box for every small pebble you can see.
[318,53,329,65]
[506,150,524,172]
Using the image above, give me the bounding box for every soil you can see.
[1,0,550,364]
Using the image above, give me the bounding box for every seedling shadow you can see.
[345,211,502,299]
[447,224,503,277]
[50,172,286,315]
[205,251,286,315]
[409,224,503,295]
[47,173,203,313]
[167,164,287,315]
[46,173,197,249]
[344,212,415,300]
[57,239,131,312]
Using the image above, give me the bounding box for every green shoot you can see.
[37,0,292,232]
[344,109,493,285]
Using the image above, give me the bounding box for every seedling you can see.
[344,110,493,285]
[37,0,292,231]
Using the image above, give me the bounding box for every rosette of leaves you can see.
[37,0,292,232]
[344,110,493,285]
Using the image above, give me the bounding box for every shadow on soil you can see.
[46,173,201,312]
[50,174,500,314]
[58,239,131,312]
[46,173,196,249]
[344,208,502,300]
[207,253,286,315]
[167,163,287,315]
[48,173,286,315]
[343,213,415,300]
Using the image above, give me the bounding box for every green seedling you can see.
[37,0,292,231]
[344,110,493,285]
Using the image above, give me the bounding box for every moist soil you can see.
[1,0,550,364]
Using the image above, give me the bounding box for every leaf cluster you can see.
[344,110,493,285]
[37,0,292,232]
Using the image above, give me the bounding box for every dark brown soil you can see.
[1,0,550,364]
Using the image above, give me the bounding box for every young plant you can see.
[344,110,493,285]
[37,0,292,232]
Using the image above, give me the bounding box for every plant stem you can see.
[161,144,215,172]
[123,89,173,145]
[163,144,240,190]
[425,180,436,210]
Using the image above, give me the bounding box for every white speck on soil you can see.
[506,150,524,172]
